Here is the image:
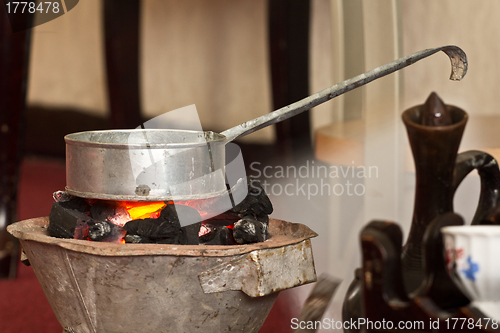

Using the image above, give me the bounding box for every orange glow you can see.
[120,239,126,244]
[123,201,167,220]
[175,197,221,220]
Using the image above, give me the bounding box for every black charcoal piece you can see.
[52,190,73,203]
[253,214,269,238]
[123,217,181,241]
[181,222,201,245]
[123,204,197,244]
[201,218,238,228]
[88,221,112,241]
[203,211,240,225]
[159,204,180,221]
[252,214,269,224]
[203,226,235,245]
[52,191,90,214]
[123,231,185,245]
[124,234,148,244]
[160,204,202,225]
[48,202,93,239]
[123,204,202,245]
[233,217,267,244]
[232,179,273,216]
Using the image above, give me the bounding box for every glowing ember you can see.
[199,224,211,238]
[122,201,167,220]
[176,197,226,220]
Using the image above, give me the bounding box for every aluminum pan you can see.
[65,129,228,201]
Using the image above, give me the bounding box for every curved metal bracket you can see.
[198,239,316,297]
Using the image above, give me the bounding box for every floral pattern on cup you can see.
[445,246,464,274]
[462,256,479,282]
[442,225,500,306]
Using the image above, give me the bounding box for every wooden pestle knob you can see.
[422,92,453,126]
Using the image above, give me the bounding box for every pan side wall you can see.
[66,141,227,201]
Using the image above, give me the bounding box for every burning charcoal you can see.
[202,226,235,245]
[160,204,181,221]
[74,222,93,240]
[52,190,73,203]
[124,204,202,245]
[232,179,273,216]
[174,205,202,244]
[206,210,241,225]
[202,217,239,228]
[124,234,146,243]
[201,211,240,234]
[233,216,268,244]
[199,223,235,245]
[160,204,202,225]
[206,211,240,222]
[48,202,93,239]
[88,221,113,241]
[52,191,90,214]
[199,223,217,243]
[107,208,130,227]
[181,222,201,245]
[124,217,181,241]
[90,200,129,225]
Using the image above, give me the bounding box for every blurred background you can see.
[2,0,500,332]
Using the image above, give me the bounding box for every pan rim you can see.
[65,129,227,149]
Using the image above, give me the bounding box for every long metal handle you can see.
[221,45,467,143]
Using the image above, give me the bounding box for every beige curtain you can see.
[27,0,273,143]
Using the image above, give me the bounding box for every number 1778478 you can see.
[5,2,61,14]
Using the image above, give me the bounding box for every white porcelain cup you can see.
[442,225,500,319]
